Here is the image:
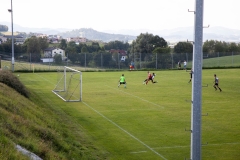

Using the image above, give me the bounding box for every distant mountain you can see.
[0,21,71,34]
[1,21,240,42]
[58,28,136,42]
[101,27,240,42]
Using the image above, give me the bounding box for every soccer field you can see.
[18,69,240,160]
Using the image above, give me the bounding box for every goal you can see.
[52,66,82,102]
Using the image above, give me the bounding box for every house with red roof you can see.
[109,49,127,62]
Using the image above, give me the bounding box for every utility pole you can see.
[8,0,14,72]
[190,0,204,159]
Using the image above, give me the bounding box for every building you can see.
[42,47,65,63]
[109,49,127,62]
[0,32,26,44]
[0,36,7,43]
[66,37,87,43]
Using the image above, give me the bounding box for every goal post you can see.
[52,66,82,102]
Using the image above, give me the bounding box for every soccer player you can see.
[178,61,181,70]
[118,74,126,88]
[130,61,135,70]
[143,71,151,84]
[183,60,187,70]
[213,74,222,92]
[188,69,193,83]
[143,72,157,85]
[152,73,158,83]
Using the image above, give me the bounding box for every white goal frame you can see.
[52,66,82,102]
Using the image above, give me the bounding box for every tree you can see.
[38,37,49,52]
[151,35,168,48]
[152,47,171,69]
[214,41,227,52]
[22,36,49,62]
[88,42,101,53]
[129,33,168,61]
[0,43,4,52]
[66,41,77,63]
[0,25,8,32]
[104,40,129,50]
[1,39,12,55]
[25,36,41,62]
[203,40,216,53]
[54,54,62,64]
[203,40,229,53]
[227,43,239,52]
[174,42,193,53]
[59,39,67,50]
[81,46,89,53]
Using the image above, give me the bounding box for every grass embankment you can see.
[0,71,107,159]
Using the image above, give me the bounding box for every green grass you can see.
[14,69,240,159]
[0,76,106,159]
[202,55,240,67]
[1,60,103,72]
[186,55,240,68]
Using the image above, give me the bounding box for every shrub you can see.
[0,70,29,98]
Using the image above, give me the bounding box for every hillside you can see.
[58,28,136,42]
[0,81,106,159]
[1,21,240,42]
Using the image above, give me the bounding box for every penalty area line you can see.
[82,101,167,160]
[152,142,240,149]
[105,85,164,109]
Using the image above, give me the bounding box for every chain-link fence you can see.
[126,52,240,70]
[1,52,240,71]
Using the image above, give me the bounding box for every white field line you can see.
[100,108,163,113]
[130,150,147,154]
[83,102,167,160]
[152,142,240,149]
[105,85,164,109]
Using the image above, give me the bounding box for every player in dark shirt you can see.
[188,69,193,83]
[213,74,222,92]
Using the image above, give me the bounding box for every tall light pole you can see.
[8,0,14,72]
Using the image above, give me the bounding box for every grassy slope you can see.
[0,82,107,159]
[186,55,240,68]
[16,69,240,160]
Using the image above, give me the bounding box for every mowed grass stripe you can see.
[106,85,165,109]
[83,101,168,160]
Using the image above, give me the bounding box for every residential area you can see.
[1,24,240,70]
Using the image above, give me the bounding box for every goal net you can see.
[52,66,82,102]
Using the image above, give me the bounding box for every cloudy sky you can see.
[0,0,239,32]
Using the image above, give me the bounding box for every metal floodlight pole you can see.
[8,0,14,72]
[191,0,204,159]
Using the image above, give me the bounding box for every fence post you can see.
[140,53,141,69]
[101,52,103,68]
[232,52,233,66]
[118,52,120,69]
[85,52,86,71]
[30,52,31,70]
[156,53,157,69]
